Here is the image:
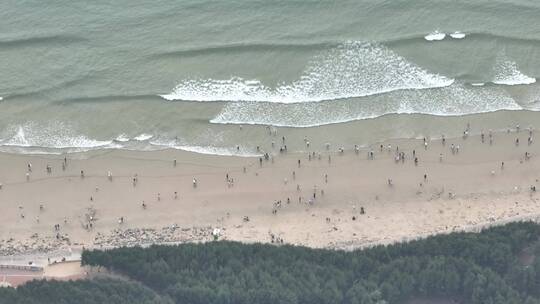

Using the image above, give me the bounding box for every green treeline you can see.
[0,277,169,304]
[2,222,540,304]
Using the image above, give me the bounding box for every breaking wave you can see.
[114,134,130,142]
[0,123,117,153]
[449,31,466,39]
[211,83,523,127]
[134,133,153,141]
[161,41,454,103]
[147,137,260,157]
[168,144,259,157]
[424,31,446,41]
[492,53,536,85]
[0,123,260,157]
[424,30,466,41]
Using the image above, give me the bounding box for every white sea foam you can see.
[161,42,454,103]
[115,134,130,142]
[134,133,153,141]
[470,83,485,86]
[4,126,30,146]
[149,137,259,157]
[449,31,466,39]
[1,123,114,150]
[424,31,446,41]
[0,123,256,157]
[493,54,536,85]
[173,145,260,157]
[531,99,540,110]
[211,83,522,127]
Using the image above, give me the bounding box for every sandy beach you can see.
[0,126,539,267]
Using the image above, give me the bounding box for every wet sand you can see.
[0,127,539,265]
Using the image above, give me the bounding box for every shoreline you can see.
[0,128,538,266]
[1,109,540,159]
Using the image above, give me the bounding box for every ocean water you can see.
[0,0,539,155]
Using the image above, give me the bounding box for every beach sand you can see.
[0,127,539,266]
[0,261,89,287]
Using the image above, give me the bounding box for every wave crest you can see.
[449,31,466,39]
[424,31,446,41]
[161,41,454,103]
[493,53,536,85]
[0,123,116,152]
[211,84,522,127]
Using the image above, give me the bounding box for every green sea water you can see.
[0,0,539,155]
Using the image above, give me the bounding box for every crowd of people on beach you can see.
[0,122,537,250]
